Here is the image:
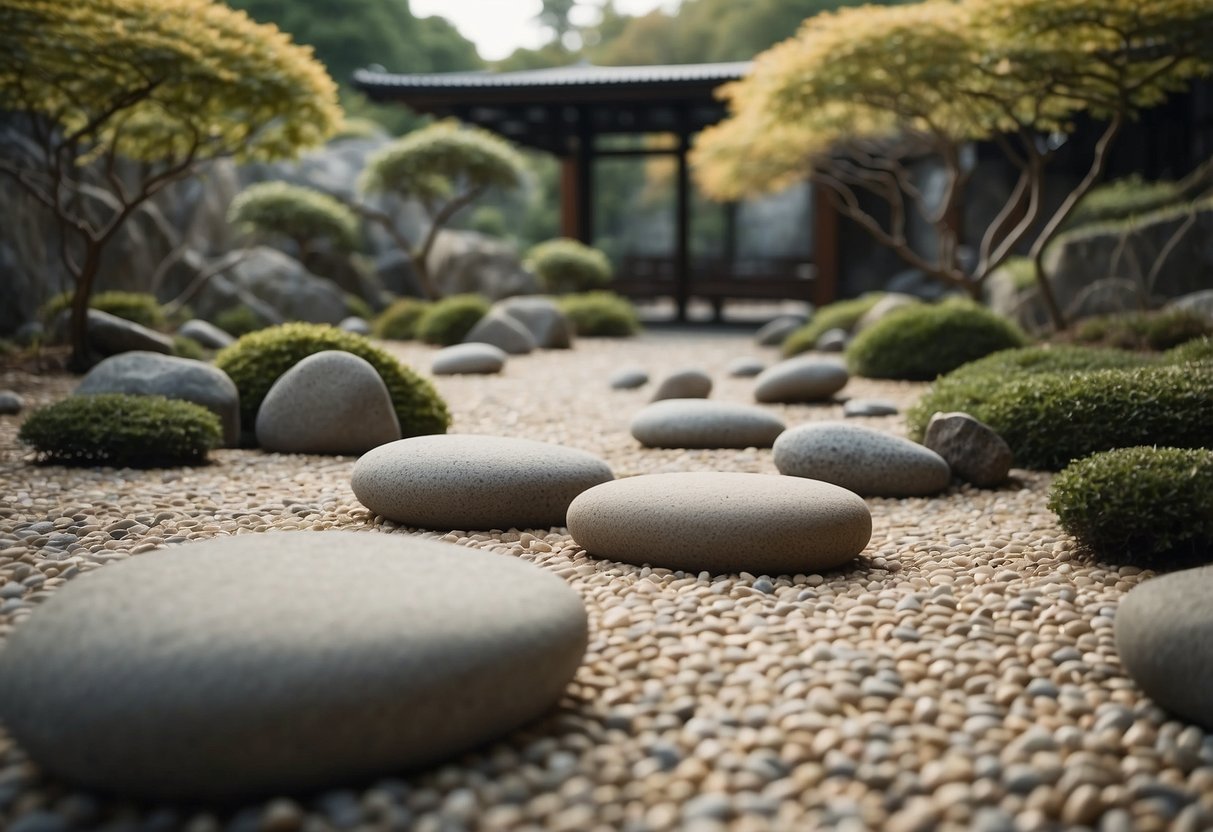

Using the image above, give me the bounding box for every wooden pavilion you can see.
[353,63,839,319]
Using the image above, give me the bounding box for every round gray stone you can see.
[0,531,588,800]
[338,316,372,335]
[352,434,614,530]
[0,390,24,415]
[774,422,952,497]
[843,398,899,418]
[1116,566,1213,730]
[496,297,574,350]
[256,350,400,455]
[922,411,1013,487]
[630,399,785,449]
[755,315,806,347]
[432,343,507,376]
[815,328,849,352]
[652,368,712,401]
[754,357,848,403]
[463,310,537,355]
[75,351,241,446]
[610,367,649,390]
[567,472,871,574]
[178,319,234,349]
[726,357,766,378]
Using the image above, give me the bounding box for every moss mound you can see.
[558,292,640,337]
[213,306,268,338]
[1049,446,1213,568]
[1165,336,1213,365]
[373,298,431,341]
[19,394,221,467]
[171,334,208,360]
[782,293,884,356]
[415,294,490,346]
[214,323,450,439]
[42,291,167,330]
[343,293,375,322]
[846,299,1029,380]
[1067,308,1212,352]
[526,238,613,294]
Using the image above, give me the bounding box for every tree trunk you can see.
[67,244,102,373]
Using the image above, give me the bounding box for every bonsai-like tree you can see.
[354,121,528,300]
[0,0,341,369]
[228,181,361,261]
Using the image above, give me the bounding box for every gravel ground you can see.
[0,330,1210,832]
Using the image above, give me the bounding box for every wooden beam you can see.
[811,181,839,307]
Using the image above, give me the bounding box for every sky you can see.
[409,0,681,62]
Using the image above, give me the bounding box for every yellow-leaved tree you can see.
[693,0,1213,329]
[0,0,341,369]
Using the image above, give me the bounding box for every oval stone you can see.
[463,310,537,355]
[774,422,951,497]
[0,532,588,800]
[610,367,649,390]
[630,399,785,449]
[754,357,848,403]
[726,357,766,378]
[432,342,507,375]
[352,434,615,530]
[652,368,712,401]
[567,472,871,574]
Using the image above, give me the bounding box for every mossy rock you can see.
[415,294,490,346]
[19,394,221,467]
[846,299,1029,381]
[214,323,450,440]
[171,335,208,361]
[782,293,884,357]
[213,306,269,338]
[1067,308,1213,352]
[1049,446,1213,568]
[557,292,640,337]
[41,291,167,331]
[1165,336,1213,365]
[373,298,431,341]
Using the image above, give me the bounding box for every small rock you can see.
[338,316,372,335]
[652,369,712,401]
[463,310,537,355]
[725,357,765,378]
[431,343,507,376]
[753,357,848,403]
[754,315,806,347]
[0,390,24,415]
[609,368,648,390]
[773,422,951,497]
[922,411,1013,487]
[630,399,785,449]
[178,319,235,349]
[815,328,849,352]
[496,296,574,349]
[842,398,898,418]
[85,309,175,356]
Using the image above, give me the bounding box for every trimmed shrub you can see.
[329,117,384,142]
[526,238,612,294]
[343,293,375,322]
[227,181,360,253]
[373,298,431,341]
[19,394,221,467]
[213,306,269,338]
[172,335,208,360]
[1165,336,1213,365]
[214,323,450,439]
[1049,446,1213,568]
[782,293,885,356]
[41,290,167,330]
[846,299,1029,380]
[558,292,640,337]
[1068,309,1212,352]
[415,294,490,346]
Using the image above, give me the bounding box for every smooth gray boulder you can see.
[463,310,537,355]
[774,422,952,497]
[726,357,766,378]
[843,399,899,418]
[178,319,234,349]
[338,316,372,335]
[497,296,574,349]
[630,399,785,449]
[1116,567,1213,730]
[652,369,712,401]
[0,390,23,415]
[76,351,240,446]
[755,315,806,347]
[0,532,588,800]
[815,328,849,352]
[352,434,614,530]
[256,351,400,455]
[85,309,174,357]
[754,357,848,404]
[922,411,1013,487]
[432,343,507,376]
[609,368,649,390]
[568,472,871,574]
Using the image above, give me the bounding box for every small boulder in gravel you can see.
[178,319,234,349]
[815,328,849,352]
[76,351,241,446]
[568,472,871,574]
[338,316,372,335]
[774,422,951,497]
[0,531,588,799]
[843,399,899,418]
[497,297,574,349]
[352,434,614,530]
[432,343,507,376]
[630,399,786,449]
[726,357,765,378]
[0,390,24,415]
[652,368,712,401]
[86,309,174,357]
[609,368,649,390]
[854,292,921,332]
[256,350,400,455]
[922,411,1013,487]
[1116,566,1213,730]
[755,315,806,347]
[754,357,848,403]
[463,310,537,355]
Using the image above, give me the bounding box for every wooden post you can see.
[559,156,579,239]
[675,131,691,322]
[575,110,594,245]
[811,181,839,307]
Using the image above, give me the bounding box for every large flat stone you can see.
[497,297,574,349]
[352,434,614,530]
[0,532,588,800]
[463,310,537,355]
[85,309,174,357]
[630,399,785,449]
[754,357,848,403]
[567,472,871,574]
[774,422,951,497]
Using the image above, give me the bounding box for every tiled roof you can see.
[353,62,750,92]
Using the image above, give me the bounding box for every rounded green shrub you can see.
[343,293,375,322]
[526,238,612,294]
[172,335,208,360]
[1069,308,1212,352]
[214,323,450,439]
[19,394,221,467]
[41,290,167,330]
[782,293,885,357]
[213,306,269,338]
[228,181,360,252]
[415,294,490,346]
[845,299,1029,380]
[374,298,431,341]
[558,292,640,337]
[1165,336,1213,365]
[1049,447,1213,568]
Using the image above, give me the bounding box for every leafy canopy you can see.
[228,181,360,251]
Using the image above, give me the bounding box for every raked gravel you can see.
[0,330,1211,832]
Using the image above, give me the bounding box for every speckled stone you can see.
[431,343,507,376]
[0,532,588,800]
[843,398,899,418]
[754,316,806,347]
[567,472,871,574]
[463,311,537,355]
[754,357,848,404]
[774,422,952,497]
[1116,567,1213,730]
[922,411,1013,487]
[352,434,614,530]
[630,399,786,449]
[651,369,712,401]
[255,351,400,455]
[726,357,766,378]
[178,319,234,349]
[609,368,649,389]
